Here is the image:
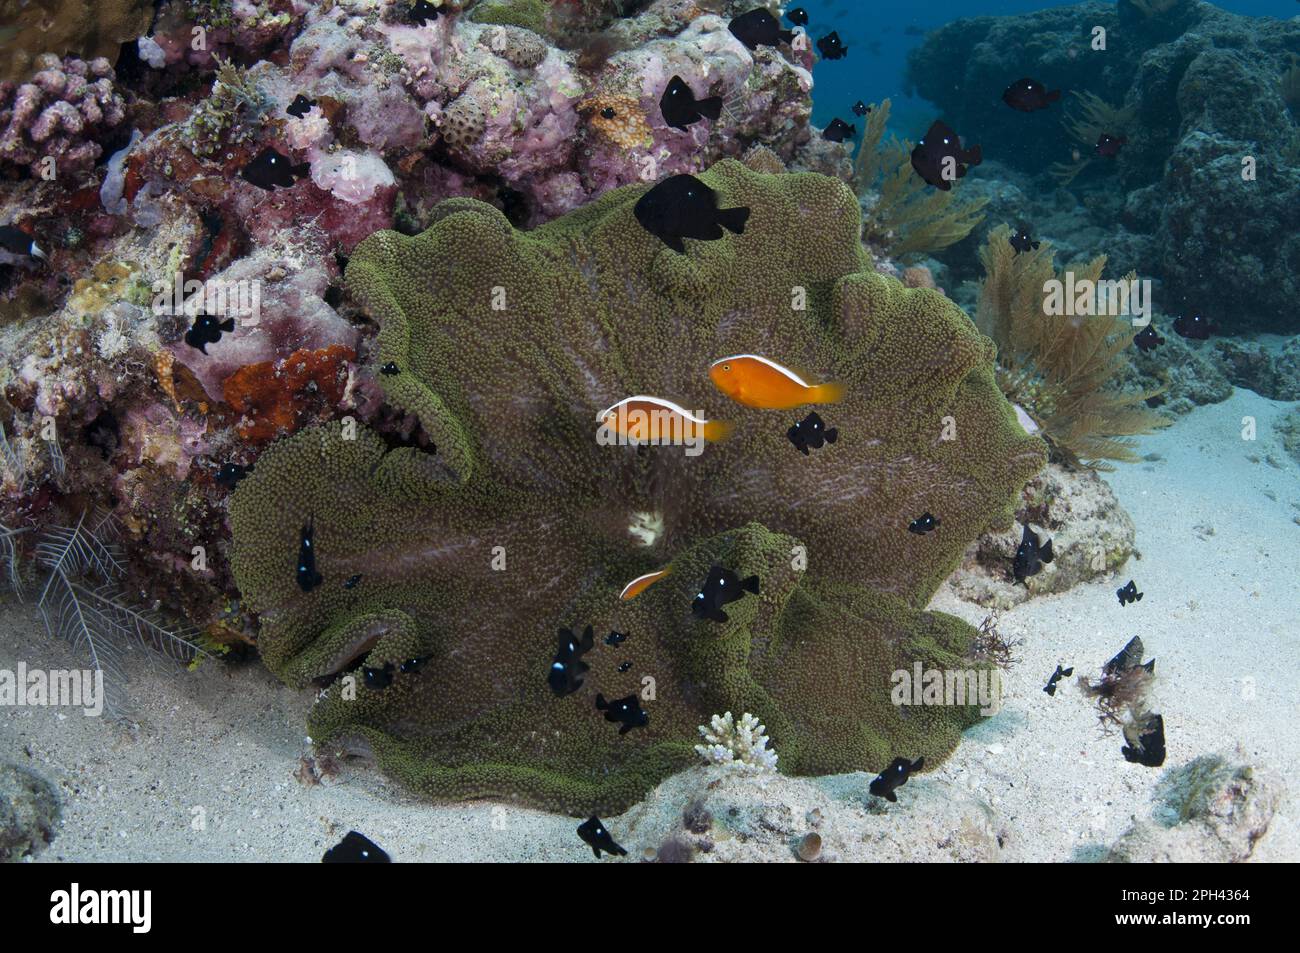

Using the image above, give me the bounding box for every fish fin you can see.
[797,443,810,456]
[715,205,751,236]
[780,29,796,44]
[1047,89,1061,103]
[885,790,897,803]
[663,235,687,254]
[696,96,723,121]
[711,606,729,623]
[1062,667,1074,677]
[595,693,607,710]
[619,724,631,735]
[812,381,846,404]
[741,575,760,594]
[912,757,925,771]
[704,419,733,443]
[965,144,982,165]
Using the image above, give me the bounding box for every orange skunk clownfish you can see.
[619,566,672,601]
[597,396,732,445]
[708,355,845,410]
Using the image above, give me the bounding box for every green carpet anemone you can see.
[228,158,1046,814]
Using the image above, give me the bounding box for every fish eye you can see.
[601,107,616,119]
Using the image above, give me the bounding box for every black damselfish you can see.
[1002,77,1061,112]
[617,661,632,673]
[1009,226,1039,254]
[729,8,795,49]
[911,120,982,190]
[240,147,310,190]
[409,0,442,26]
[577,816,627,859]
[380,361,401,375]
[634,174,751,254]
[604,630,627,647]
[1043,664,1074,696]
[787,411,837,455]
[297,519,323,593]
[400,655,430,674]
[816,31,848,59]
[1122,712,1166,767]
[1012,523,1053,583]
[660,75,723,130]
[692,564,760,623]
[548,625,595,697]
[908,512,940,535]
[869,756,924,802]
[1117,579,1144,606]
[596,692,649,734]
[183,312,235,354]
[1104,636,1154,677]
[786,7,809,26]
[1133,323,1165,352]
[214,462,253,489]
[1173,313,1212,340]
[0,224,46,261]
[1095,133,1127,157]
[286,93,317,118]
[853,100,871,117]
[322,830,390,863]
[343,573,362,589]
[823,118,856,142]
[364,662,395,690]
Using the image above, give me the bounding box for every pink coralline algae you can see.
[0,55,127,177]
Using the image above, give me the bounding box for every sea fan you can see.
[0,523,25,599]
[1050,92,1136,185]
[0,419,27,487]
[976,224,1169,469]
[28,508,209,715]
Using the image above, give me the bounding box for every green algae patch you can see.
[230,159,1046,813]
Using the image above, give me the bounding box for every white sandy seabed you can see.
[0,388,1296,863]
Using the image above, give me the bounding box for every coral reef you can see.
[908,0,1300,333]
[976,225,1169,469]
[228,159,1046,813]
[1108,753,1285,863]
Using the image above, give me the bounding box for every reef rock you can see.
[1108,754,1285,863]
[0,762,61,862]
[908,0,1300,334]
[942,462,1135,608]
[611,766,1013,863]
[229,159,1046,814]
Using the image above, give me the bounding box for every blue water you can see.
[805,0,1300,132]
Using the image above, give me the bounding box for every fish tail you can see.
[220,317,236,332]
[292,162,311,179]
[715,205,751,236]
[595,693,607,711]
[1040,540,1054,564]
[741,575,760,594]
[696,96,723,121]
[812,381,846,404]
[1047,89,1061,103]
[967,144,983,165]
[704,419,734,443]
[824,428,838,443]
